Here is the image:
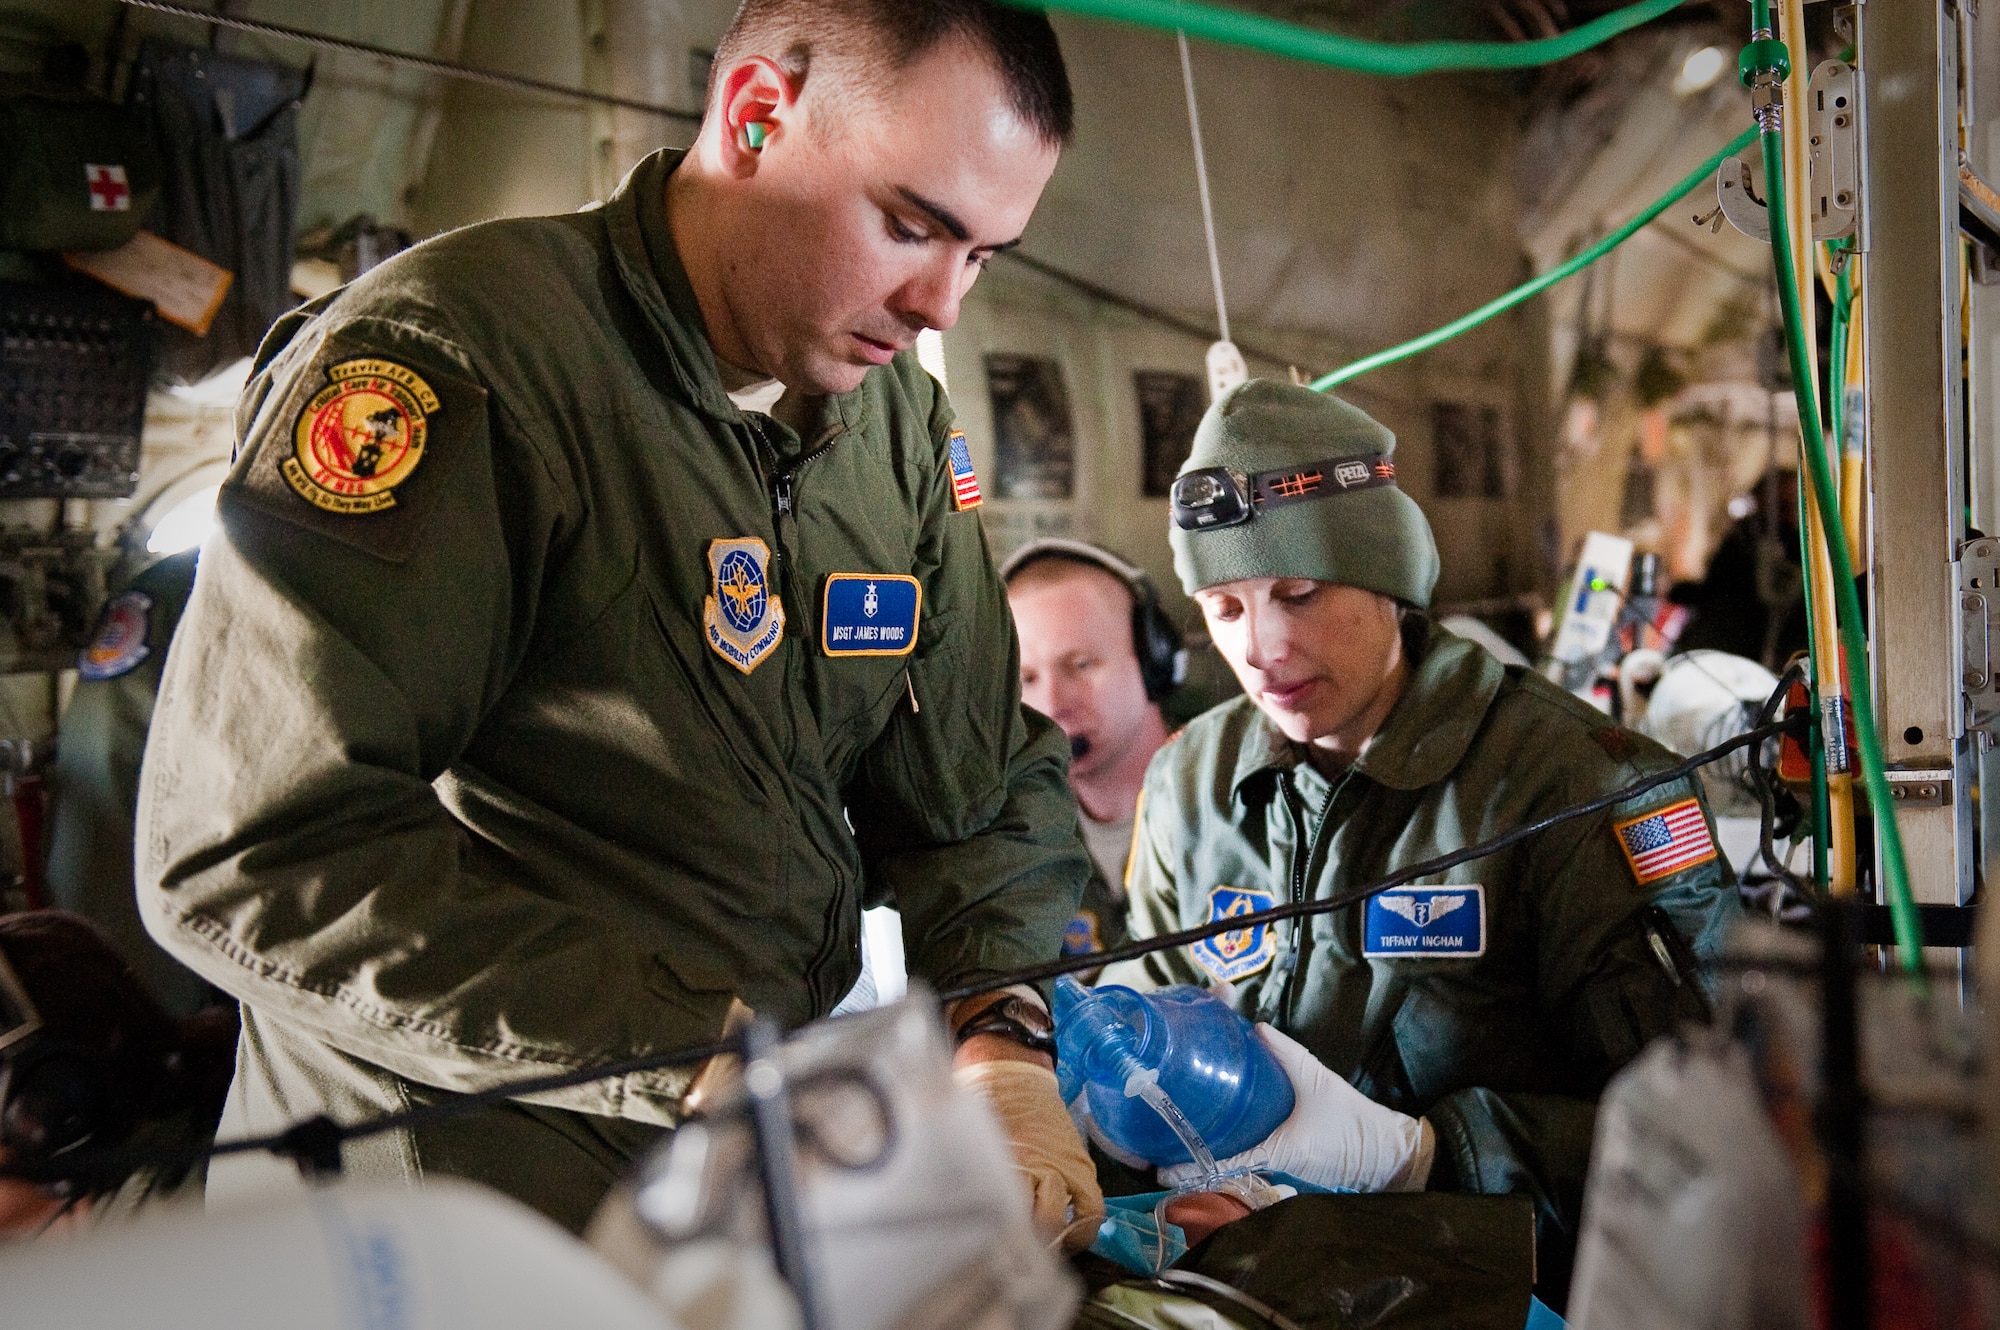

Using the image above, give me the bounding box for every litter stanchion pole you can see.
[743,1017,826,1330]
[1819,902,1870,1330]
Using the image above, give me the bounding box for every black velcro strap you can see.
[1251,453,1397,512]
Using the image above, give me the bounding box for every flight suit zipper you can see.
[744,412,856,1012]
[1271,768,1345,1026]
[764,429,844,524]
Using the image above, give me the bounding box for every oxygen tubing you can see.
[1011,0,1687,77]
[1313,126,1757,390]
[1751,45,1923,971]
[1828,251,1867,579]
[1841,278,1866,572]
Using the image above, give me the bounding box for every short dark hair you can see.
[712,0,1073,147]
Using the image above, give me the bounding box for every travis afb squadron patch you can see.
[77,590,152,680]
[704,536,785,674]
[285,358,438,515]
[1190,885,1277,983]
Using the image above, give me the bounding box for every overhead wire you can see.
[1177,29,1232,347]
[112,0,702,124]
[1312,126,1758,390]
[1009,0,1689,77]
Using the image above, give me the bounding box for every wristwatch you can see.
[954,994,1058,1059]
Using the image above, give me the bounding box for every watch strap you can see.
[955,1009,1058,1058]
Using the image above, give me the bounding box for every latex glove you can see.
[956,1059,1106,1252]
[1158,1023,1434,1195]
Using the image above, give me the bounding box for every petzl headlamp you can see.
[1170,452,1397,531]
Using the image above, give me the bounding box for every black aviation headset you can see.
[0,942,107,1162]
[0,917,187,1170]
[1000,538,1188,702]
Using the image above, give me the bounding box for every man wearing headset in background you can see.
[1003,540,1185,961]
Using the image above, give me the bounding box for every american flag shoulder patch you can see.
[947,429,982,511]
[1613,797,1719,885]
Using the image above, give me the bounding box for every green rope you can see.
[1009,0,1687,77]
[1312,126,1756,391]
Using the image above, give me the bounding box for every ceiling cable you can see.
[1177,28,1231,346]
[113,0,702,124]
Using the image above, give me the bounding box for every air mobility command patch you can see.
[704,537,785,673]
[285,358,437,515]
[1614,797,1718,885]
[1190,885,1277,983]
[1364,885,1486,960]
[77,591,152,680]
[947,430,982,511]
[822,573,920,657]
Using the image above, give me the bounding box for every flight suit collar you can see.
[1228,620,1509,799]
[602,148,869,446]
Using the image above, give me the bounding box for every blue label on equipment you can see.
[822,573,921,657]
[1363,885,1485,960]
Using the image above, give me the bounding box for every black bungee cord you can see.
[0,711,1805,1190]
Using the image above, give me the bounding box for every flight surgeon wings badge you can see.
[1190,885,1277,983]
[704,537,785,674]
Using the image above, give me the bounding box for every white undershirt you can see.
[724,374,786,417]
[1080,811,1135,894]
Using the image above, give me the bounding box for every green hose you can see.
[1313,126,1756,391]
[1800,483,1832,892]
[1010,0,1687,77]
[1826,254,1851,467]
[1809,251,1851,898]
[1757,124,1924,973]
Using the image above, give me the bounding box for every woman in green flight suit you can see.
[1099,380,1739,1309]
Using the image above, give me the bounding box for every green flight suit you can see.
[47,549,205,1015]
[1101,621,1737,1305]
[134,148,1088,1232]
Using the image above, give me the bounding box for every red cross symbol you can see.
[85,164,131,212]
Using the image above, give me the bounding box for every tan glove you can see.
[681,998,759,1118]
[956,1058,1105,1252]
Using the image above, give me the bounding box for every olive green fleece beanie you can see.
[1168,379,1440,606]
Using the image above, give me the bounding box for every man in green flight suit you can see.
[135,0,1103,1240]
[1100,380,1738,1307]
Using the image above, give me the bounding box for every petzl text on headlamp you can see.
[1170,452,1397,531]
